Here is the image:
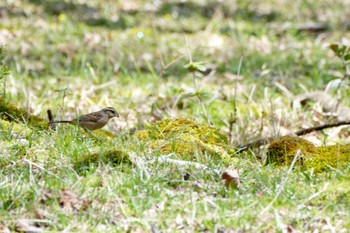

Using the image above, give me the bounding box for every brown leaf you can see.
[34,209,48,220]
[286,224,297,233]
[34,209,51,228]
[39,190,55,204]
[221,169,240,189]
[256,191,264,197]
[15,219,43,233]
[80,198,92,211]
[59,189,79,211]
[0,223,10,233]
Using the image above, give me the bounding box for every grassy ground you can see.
[1,0,350,232]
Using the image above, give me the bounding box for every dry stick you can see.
[236,120,350,151]
[229,56,243,144]
[294,120,350,136]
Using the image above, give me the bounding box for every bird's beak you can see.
[115,112,120,118]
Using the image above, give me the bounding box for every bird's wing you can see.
[77,112,103,123]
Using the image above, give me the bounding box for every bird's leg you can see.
[82,127,96,137]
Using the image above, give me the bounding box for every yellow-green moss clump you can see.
[266,136,316,166]
[305,144,350,172]
[0,97,48,130]
[266,136,350,173]
[134,118,230,160]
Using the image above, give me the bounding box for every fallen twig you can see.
[236,120,350,151]
[294,120,350,136]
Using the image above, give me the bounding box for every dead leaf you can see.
[286,224,297,233]
[221,169,240,189]
[175,214,184,229]
[0,223,10,233]
[39,190,55,203]
[34,209,50,220]
[33,209,51,228]
[256,191,264,197]
[80,198,92,211]
[15,219,43,233]
[59,189,79,211]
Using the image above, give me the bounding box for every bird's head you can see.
[103,107,120,118]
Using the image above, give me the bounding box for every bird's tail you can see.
[52,120,73,124]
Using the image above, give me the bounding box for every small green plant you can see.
[184,60,211,125]
[329,44,350,111]
[330,44,350,64]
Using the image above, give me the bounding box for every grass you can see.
[1,0,350,232]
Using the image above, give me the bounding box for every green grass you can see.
[1,0,350,232]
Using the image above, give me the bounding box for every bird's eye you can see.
[106,110,115,115]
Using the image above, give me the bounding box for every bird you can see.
[51,107,119,131]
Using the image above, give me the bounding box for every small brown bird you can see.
[52,107,119,131]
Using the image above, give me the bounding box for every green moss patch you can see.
[305,144,350,173]
[0,98,48,130]
[266,136,350,173]
[134,118,230,160]
[266,136,316,166]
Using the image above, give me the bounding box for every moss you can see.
[134,118,229,160]
[93,129,116,138]
[304,144,350,173]
[0,119,32,137]
[73,149,131,174]
[0,97,48,130]
[266,136,316,166]
[266,135,350,173]
[134,129,149,139]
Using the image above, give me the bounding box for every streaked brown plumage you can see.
[53,107,119,131]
